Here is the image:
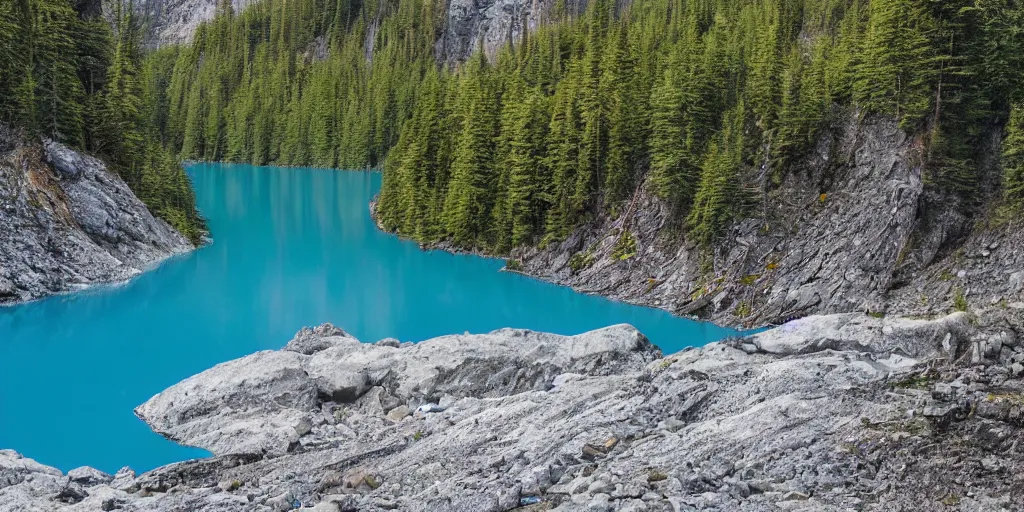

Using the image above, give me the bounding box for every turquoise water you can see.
[0,163,739,475]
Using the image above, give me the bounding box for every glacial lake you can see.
[0,163,740,474]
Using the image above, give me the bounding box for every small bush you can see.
[734,301,752,318]
[612,231,638,261]
[505,259,524,272]
[953,287,968,312]
[739,274,760,286]
[569,250,596,273]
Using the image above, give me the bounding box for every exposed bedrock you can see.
[4,312,1023,511]
[0,128,192,305]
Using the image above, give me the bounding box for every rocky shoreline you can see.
[0,128,194,305]
[4,311,1023,511]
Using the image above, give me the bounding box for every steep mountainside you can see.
[149,0,1024,329]
[517,114,1011,328]
[0,128,192,304]
[5,313,1024,511]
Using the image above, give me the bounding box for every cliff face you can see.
[0,127,192,305]
[129,0,563,62]
[3,313,1024,511]
[516,114,1011,330]
[122,0,255,47]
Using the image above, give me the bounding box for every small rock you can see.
[658,418,684,432]
[67,466,113,486]
[376,338,401,348]
[320,470,344,491]
[931,383,954,401]
[581,444,606,461]
[1011,363,1024,377]
[371,498,399,510]
[782,491,810,501]
[923,402,960,419]
[587,493,613,511]
[588,479,613,494]
[54,482,88,504]
[569,476,594,494]
[312,502,341,512]
[295,416,313,436]
[218,479,242,492]
[267,491,294,512]
[386,405,411,422]
[110,467,137,492]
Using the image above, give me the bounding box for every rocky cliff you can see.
[516,114,1013,331]
[130,0,562,62]
[124,0,254,47]
[0,127,193,305]
[4,313,1024,511]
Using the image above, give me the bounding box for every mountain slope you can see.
[146,0,1024,329]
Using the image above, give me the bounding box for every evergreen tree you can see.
[854,0,936,128]
[688,104,750,246]
[1004,104,1024,211]
[442,55,498,247]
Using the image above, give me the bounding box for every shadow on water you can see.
[0,163,742,474]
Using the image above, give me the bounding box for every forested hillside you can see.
[154,0,1024,256]
[0,0,205,243]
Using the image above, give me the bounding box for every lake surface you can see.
[0,163,739,474]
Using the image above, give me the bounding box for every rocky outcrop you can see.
[5,313,1024,511]
[129,0,571,62]
[435,0,586,63]
[516,114,1011,331]
[135,324,658,457]
[0,127,192,305]
[121,0,255,47]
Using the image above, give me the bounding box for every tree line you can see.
[0,0,206,244]
[152,0,1024,252]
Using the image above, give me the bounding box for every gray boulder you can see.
[136,324,659,457]
[66,466,112,487]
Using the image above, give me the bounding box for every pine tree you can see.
[601,21,639,207]
[688,104,749,246]
[855,0,937,128]
[1003,104,1024,211]
[543,70,582,242]
[500,83,551,249]
[442,54,498,247]
[32,0,87,143]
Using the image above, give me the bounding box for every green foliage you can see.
[611,230,637,261]
[953,287,968,312]
[1004,104,1024,211]
[568,249,596,273]
[687,105,751,246]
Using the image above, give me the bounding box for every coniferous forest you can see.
[68,0,1024,253]
[4,0,1024,252]
[0,0,206,243]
